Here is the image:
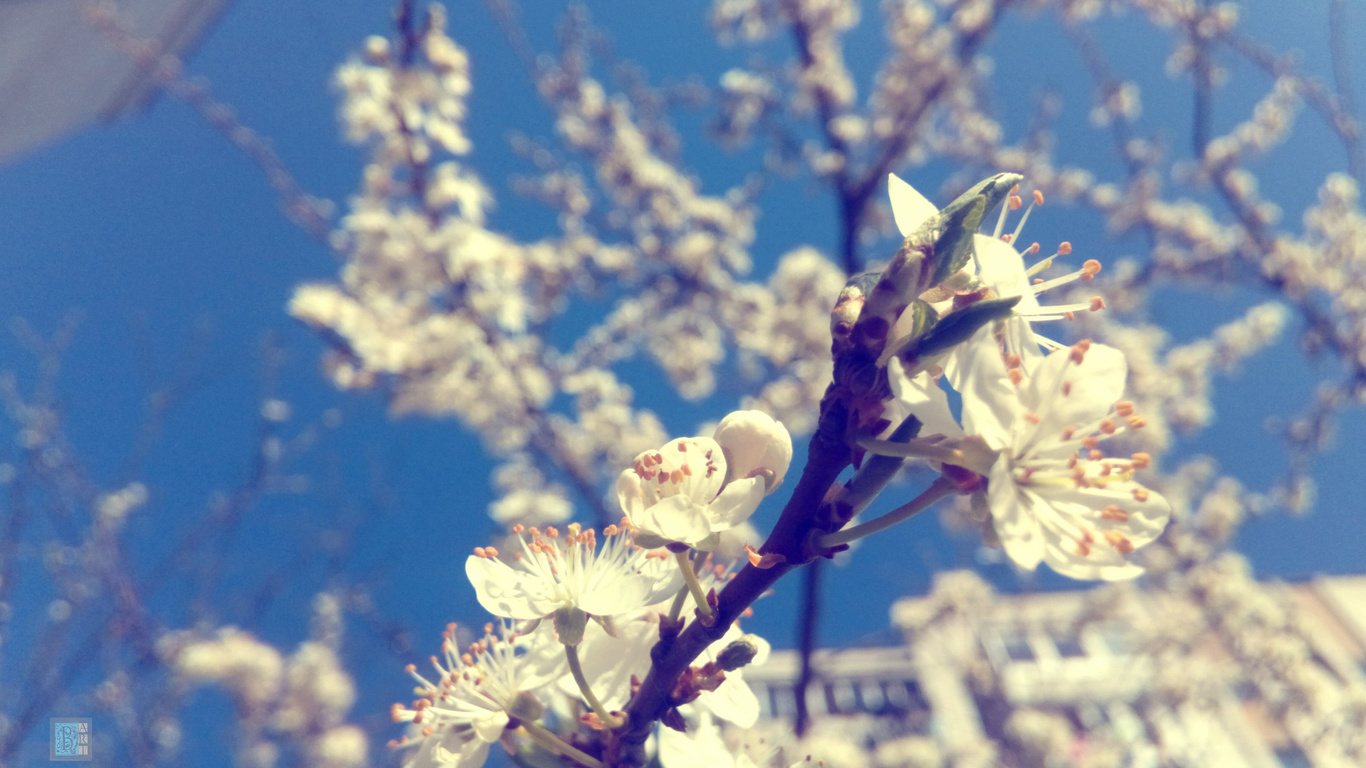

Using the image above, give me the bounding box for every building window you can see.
[1003,633,1036,662]
[1052,633,1086,659]
[1274,746,1311,768]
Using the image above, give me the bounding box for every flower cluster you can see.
[393,410,790,768]
[852,174,1173,580]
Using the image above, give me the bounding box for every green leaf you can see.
[932,196,985,284]
[931,172,1024,284]
[914,296,1022,358]
[940,172,1023,224]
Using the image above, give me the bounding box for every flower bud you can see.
[713,410,793,492]
[716,636,761,671]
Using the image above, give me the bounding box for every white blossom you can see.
[957,337,1171,579]
[390,622,560,768]
[465,523,681,638]
[617,411,791,551]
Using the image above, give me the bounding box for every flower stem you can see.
[666,586,688,622]
[674,550,714,621]
[817,476,957,549]
[564,643,622,728]
[858,435,963,464]
[519,720,604,768]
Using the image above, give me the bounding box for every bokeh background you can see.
[1,0,1362,764]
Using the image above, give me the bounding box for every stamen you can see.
[1103,531,1134,554]
[1025,257,1055,277]
[1058,242,1073,255]
[1102,505,1129,522]
[1131,452,1151,469]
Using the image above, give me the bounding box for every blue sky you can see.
[2,0,1363,762]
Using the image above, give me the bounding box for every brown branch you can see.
[794,558,821,736]
[1191,0,1214,158]
[1329,0,1364,180]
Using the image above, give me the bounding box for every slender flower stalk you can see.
[518,721,604,768]
[666,586,689,622]
[564,643,622,728]
[675,550,714,621]
[854,435,994,475]
[817,477,958,549]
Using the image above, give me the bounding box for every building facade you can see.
[742,572,1366,768]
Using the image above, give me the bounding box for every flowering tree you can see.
[4,0,1366,766]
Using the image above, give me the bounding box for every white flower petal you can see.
[464,556,557,619]
[1037,483,1171,549]
[952,327,1018,450]
[698,678,760,728]
[887,361,962,438]
[712,410,793,492]
[615,469,650,519]
[973,234,1042,315]
[706,476,766,533]
[1024,342,1127,434]
[577,577,652,619]
[1038,517,1145,581]
[658,713,733,768]
[636,493,715,548]
[987,461,1045,570]
[471,712,508,744]
[889,173,938,237]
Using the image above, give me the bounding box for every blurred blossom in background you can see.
[1,0,1365,766]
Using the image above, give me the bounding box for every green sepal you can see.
[879,300,938,365]
[903,299,938,343]
[507,690,546,722]
[553,606,588,646]
[931,196,985,285]
[590,613,621,638]
[932,172,1024,283]
[912,296,1022,359]
[939,172,1023,229]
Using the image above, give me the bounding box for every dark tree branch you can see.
[794,558,821,736]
